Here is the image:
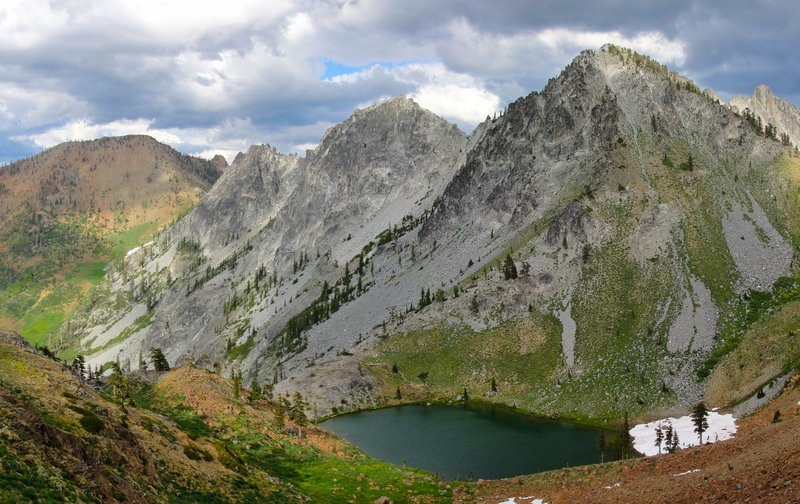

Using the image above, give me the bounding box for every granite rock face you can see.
[729,84,800,147]
[72,46,800,419]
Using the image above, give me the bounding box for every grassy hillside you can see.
[0,136,221,351]
[0,332,453,503]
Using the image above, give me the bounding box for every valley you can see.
[2,44,800,502]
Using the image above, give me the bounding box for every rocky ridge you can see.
[728,84,800,148]
[68,45,800,423]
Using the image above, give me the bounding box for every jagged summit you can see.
[728,84,800,147]
[63,46,800,426]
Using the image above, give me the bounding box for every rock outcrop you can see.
[69,45,800,421]
[729,84,800,147]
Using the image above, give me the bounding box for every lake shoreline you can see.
[316,396,615,432]
[319,402,616,480]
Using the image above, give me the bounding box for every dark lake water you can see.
[320,404,606,480]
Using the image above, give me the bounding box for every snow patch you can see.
[498,498,547,504]
[603,482,621,489]
[630,411,737,456]
[125,240,154,258]
[673,469,699,477]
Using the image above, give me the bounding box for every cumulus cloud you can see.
[0,0,797,163]
[14,116,334,164]
[412,84,500,125]
[17,119,179,149]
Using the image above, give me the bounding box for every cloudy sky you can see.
[1,0,798,164]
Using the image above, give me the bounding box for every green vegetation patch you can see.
[373,316,562,409]
[0,445,79,504]
[78,411,105,434]
[183,442,213,462]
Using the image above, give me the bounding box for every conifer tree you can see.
[274,396,287,429]
[692,402,709,444]
[72,355,86,382]
[291,392,307,425]
[613,413,633,460]
[249,376,262,402]
[664,423,674,453]
[470,293,479,314]
[655,425,663,455]
[502,254,518,280]
[395,386,402,400]
[108,362,132,424]
[149,347,170,371]
[232,370,242,399]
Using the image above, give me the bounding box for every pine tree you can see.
[664,423,674,453]
[391,363,398,373]
[613,413,633,460]
[291,392,307,425]
[249,376,262,402]
[655,425,664,455]
[232,370,242,399]
[149,347,170,371]
[72,355,86,382]
[692,402,709,444]
[274,396,287,429]
[470,293,479,314]
[462,387,469,401]
[108,362,131,424]
[395,386,402,400]
[502,254,518,280]
[491,377,497,393]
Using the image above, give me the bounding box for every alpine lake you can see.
[320,403,609,480]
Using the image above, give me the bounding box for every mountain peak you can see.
[754,83,774,96]
[729,82,800,147]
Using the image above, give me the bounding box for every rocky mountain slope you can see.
[0,135,223,350]
[68,45,800,426]
[728,84,800,148]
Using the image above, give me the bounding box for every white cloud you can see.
[18,118,170,148]
[14,115,333,164]
[0,83,87,130]
[411,84,499,125]
[1,0,791,164]
[292,142,319,153]
[440,20,687,80]
[537,28,686,66]
[328,61,500,129]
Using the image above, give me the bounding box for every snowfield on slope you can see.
[498,497,547,504]
[630,410,737,456]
